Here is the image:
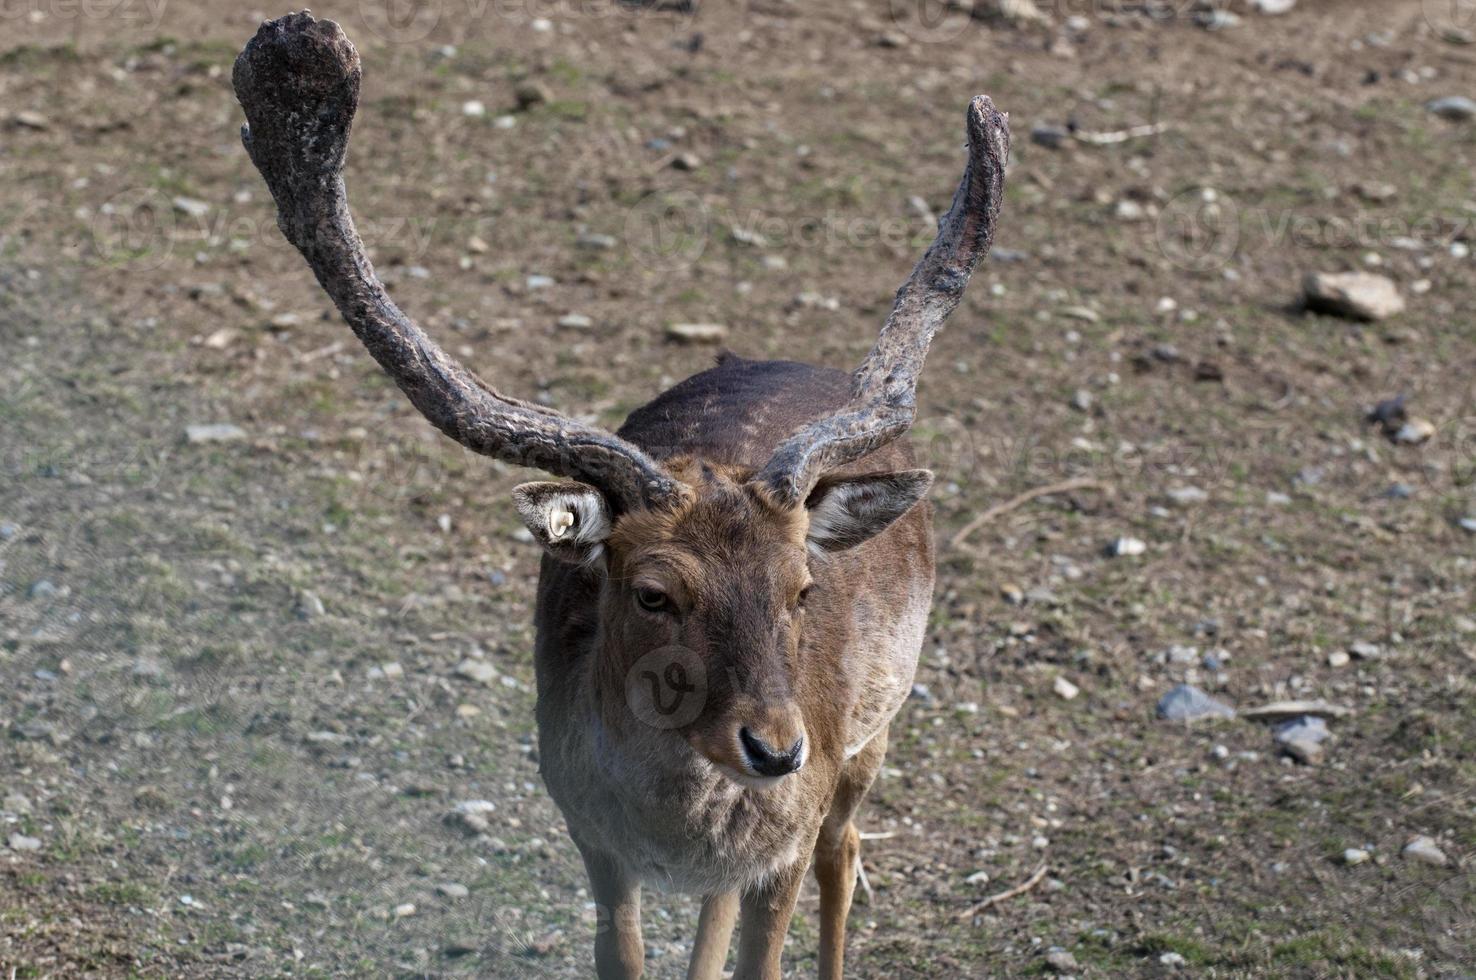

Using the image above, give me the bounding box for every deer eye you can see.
[795,584,814,610]
[635,587,672,614]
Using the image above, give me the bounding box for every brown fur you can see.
[533,358,935,979]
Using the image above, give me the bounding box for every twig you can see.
[1072,122,1171,145]
[950,478,1105,549]
[956,862,1049,920]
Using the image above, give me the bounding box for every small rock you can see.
[172,196,210,218]
[393,903,416,918]
[1280,737,1324,765]
[380,662,404,680]
[7,833,41,852]
[1459,516,1476,534]
[1160,951,1187,967]
[1427,96,1476,121]
[444,938,481,957]
[1349,640,1385,660]
[1166,486,1208,507]
[436,882,470,900]
[1108,536,1147,557]
[964,870,990,885]
[1030,123,1070,149]
[671,152,703,171]
[1393,418,1436,445]
[1070,389,1093,412]
[665,322,728,344]
[1327,650,1350,668]
[873,32,909,49]
[462,100,486,117]
[132,656,167,680]
[1157,684,1236,722]
[1402,836,1448,866]
[909,683,934,704]
[526,274,555,290]
[1045,949,1079,972]
[557,313,594,330]
[1059,305,1099,323]
[10,110,49,130]
[2,793,32,815]
[514,82,550,111]
[296,590,325,620]
[1114,199,1146,222]
[1053,676,1080,701]
[28,580,58,600]
[1251,0,1296,12]
[1303,271,1405,321]
[576,232,617,250]
[445,800,497,835]
[185,423,247,445]
[1241,700,1353,722]
[1342,848,1370,866]
[455,660,498,685]
[1197,9,1240,29]
[0,521,17,540]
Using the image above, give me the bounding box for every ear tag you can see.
[548,509,575,540]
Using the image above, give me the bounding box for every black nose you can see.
[738,727,805,778]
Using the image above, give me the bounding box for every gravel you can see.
[1157,684,1236,721]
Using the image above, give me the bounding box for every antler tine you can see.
[756,96,1010,507]
[232,12,684,513]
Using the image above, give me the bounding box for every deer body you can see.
[232,15,1007,977]
[534,356,934,897]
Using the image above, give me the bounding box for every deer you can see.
[233,13,1008,979]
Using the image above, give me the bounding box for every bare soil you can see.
[2,0,1474,976]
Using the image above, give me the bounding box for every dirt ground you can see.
[2,0,1474,976]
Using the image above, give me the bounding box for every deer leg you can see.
[815,820,860,980]
[731,860,807,980]
[577,843,644,980]
[685,890,739,980]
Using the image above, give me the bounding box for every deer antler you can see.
[756,97,1010,507]
[232,12,684,513]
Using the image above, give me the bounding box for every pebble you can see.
[526,274,554,290]
[671,152,703,171]
[1160,951,1187,967]
[7,833,41,852]
[435,882,470,899]
[1045,949,1079,972]
[514,82,549,110]
[172,196,210,218]
[1166,486,1208,507]
[1053,676,1080,700]
[1327,650,1350,668]
[455,660,499,685]
[0,521,16,541]
[1070,389,1093,412]
[1108,536,1146,557]
[1030,123,1070,149]
[1157,684,1236,721]
[1349,640,1384,660]
[1303,271,1405,321]
[576,233,617,250]
[185,423,247,444]
[28,580,58,600]
[665,322,728,344]
[557,313,594,330]
[909,683,934,704]
[445,800,497,835]
[1460,516,1476,534]
[1427,96,1476,121]
[296,590,325,620]
[1393,418,1436,445]
[964,870,989,885]
[1402,836,1448,866]
[1342,848,1370,866]
[462,100,486,117]
[393,903,416,918]
[1114,199,1146,222]
[1252,0,1296,11]
[10,110,49,130]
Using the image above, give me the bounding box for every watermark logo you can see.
[625,645,705,729]
[1156,187,1240,273]
[1423,0,1476,37]
[90,187,175,271]
[358,0,442,44]
[622,190,710,273]
[886,0,973,44]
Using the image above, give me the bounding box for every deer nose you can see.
[738,727,806,778]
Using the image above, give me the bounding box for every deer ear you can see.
[804,470,933,553]
[512,482,612,566]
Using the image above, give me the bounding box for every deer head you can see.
[234,13,1008,784]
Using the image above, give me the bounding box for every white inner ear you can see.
[544,491,612,563]
[548,508,575,539]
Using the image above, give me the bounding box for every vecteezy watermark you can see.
[1155,187,1474,273]
[1423,0,1476,37]
[624,645,706,729]
[0,0,169,30]
[621,190,711,273]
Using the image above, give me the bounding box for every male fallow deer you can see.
[234,14,1008,978]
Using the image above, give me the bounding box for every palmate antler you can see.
[756,96,1011,508]
[232,12,684,513]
